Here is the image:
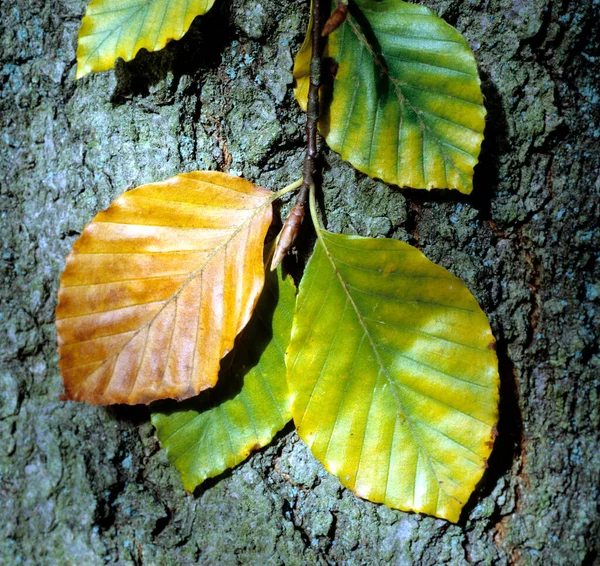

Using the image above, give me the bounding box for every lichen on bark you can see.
[0,0,599,564]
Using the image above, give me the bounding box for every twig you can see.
[271,0,325,270]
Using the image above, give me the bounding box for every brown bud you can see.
[322,4,348,37]
[270,204,306,271]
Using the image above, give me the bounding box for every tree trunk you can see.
[1,0,598,563]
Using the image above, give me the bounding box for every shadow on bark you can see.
[470,74,510,221]
[107,403,151,424]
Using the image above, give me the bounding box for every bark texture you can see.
[1,0,599,564]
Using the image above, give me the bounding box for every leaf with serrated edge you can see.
[76,0,215,79]
[294,0,486,193]
[151,267,295,491]
[287,229,499,522]
[56,171,274,405]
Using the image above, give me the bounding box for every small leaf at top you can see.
[151,266,296,491]
[56,171,274,405]
[294,0,486,194]
[287,230,499,522]
[76,0,216,79]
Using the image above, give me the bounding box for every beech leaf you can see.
[294,0,486,193]
[56,171,274,405]
[76,0,216,79]
[151,266,295,491]
[287,229,499,522]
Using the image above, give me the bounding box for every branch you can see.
[271,0,325,270]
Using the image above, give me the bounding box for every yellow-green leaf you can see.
[76,0,216,78]
[294,0,486,193]
[287,229,499,522]
[151,267,295,491]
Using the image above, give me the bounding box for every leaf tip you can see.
[74,52,92,79]
[75,67,87,80]
[270,248,284,272]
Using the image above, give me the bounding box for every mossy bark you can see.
[1,0,598,564]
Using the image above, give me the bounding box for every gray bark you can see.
[1,0,598,564]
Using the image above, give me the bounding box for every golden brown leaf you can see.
[56,171,274,405]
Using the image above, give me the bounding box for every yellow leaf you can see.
[287,218,499,522]
[76,0,216,79]
[294,0,486,193]
[292,8,314,113]
[56,171,274,405]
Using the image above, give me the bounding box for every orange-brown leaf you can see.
[56,171,274,405]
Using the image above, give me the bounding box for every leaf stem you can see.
[271,0,326,270]
[308,182,322,236]
[274,177,304,199]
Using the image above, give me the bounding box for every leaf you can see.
[76,0,216,79]
[286,229,499,522]
[151,267,295,491]
[56,171,274,405]
[294,0,486,194]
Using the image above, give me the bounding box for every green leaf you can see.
[287,229,499,522]
[76,0,216,78]
[294,0,486,194]
[151,267,295,491]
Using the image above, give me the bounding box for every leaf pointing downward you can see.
[294,0,486,194]
[76,0,216,79]
[287,230,499,522]
[56,171,274,406]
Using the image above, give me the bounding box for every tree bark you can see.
[0,0,598,564]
